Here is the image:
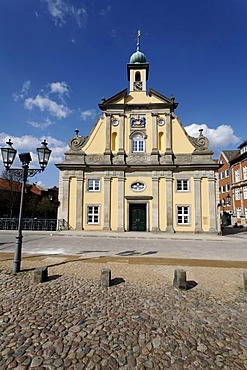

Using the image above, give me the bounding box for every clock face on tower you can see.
[133,81,143,91]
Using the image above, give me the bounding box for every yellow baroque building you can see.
[56,36,220,233]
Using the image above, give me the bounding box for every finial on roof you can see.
[199,129,203,136]
[130,30,147,64]
[75,129,79,136]
[136,29,141,51]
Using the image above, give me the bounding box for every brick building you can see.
[229,140,247,227]
[218,150,238,225]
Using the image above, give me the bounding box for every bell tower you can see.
[127,31,149,93]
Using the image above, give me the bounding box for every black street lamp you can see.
[1,139,51,273]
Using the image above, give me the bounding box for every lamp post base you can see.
[13,235,23,273]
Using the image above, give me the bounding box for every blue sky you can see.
[0,0,246,188]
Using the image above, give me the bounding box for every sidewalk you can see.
[0,227,247,265]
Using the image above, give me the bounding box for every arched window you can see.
[135,71,141,82]
[132,133,144,152]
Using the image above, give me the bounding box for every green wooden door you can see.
[129,204,146,231]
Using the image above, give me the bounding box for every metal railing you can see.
[0,218,72,231]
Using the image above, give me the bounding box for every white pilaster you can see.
[76,176,84,230]
[117,177,125,231]
[194,177,202,233]
[208,176,218,233]
[166,173,174,233]
[152,176,159,231]
[103,176,111,230]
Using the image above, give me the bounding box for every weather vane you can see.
[136,30,141,50]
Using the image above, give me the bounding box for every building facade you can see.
[56,36,220,233]
[218,150,238,225]
[229,140,247,227]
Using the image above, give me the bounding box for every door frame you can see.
[127,200,149,231]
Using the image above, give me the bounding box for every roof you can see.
[0,178,43,195]
[221,150,239,161]
[238,139,247,149]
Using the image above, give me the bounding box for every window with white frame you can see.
[245,207,247,219]
[235,169,240,182]
[177,179,189,191]
[132,133,145,152]
[240,146,247,155]
[222,185,225,193]
[237,207,242,218]
[235,188,241,200]
[87,206,99,224]
[88,179,100,191]
[226,184,230,192]
[244,186,247,200]
[177,206,190,225]
[221,171,225,179]
[225,169,229,177]
[243,166,247,180]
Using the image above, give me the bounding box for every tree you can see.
[0,170,24,217]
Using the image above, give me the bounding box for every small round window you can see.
[131,181,146,192]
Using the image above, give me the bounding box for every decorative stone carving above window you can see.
[131,181,146,192]
[69,129,87,151]
[130,115,146,128]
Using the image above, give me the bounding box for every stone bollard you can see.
[243,272,247,292]
[34,266,48,283]
[100,268,111,288]
[173,268,187,290]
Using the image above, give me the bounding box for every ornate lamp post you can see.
[1,139,51,273]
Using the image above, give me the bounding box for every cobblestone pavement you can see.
[0,269,246,370]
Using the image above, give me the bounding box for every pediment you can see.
[99,88,128,110]
[149,88,178,106]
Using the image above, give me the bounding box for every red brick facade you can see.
[230,142,247,227]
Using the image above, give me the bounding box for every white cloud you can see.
[80,109,96,121]
[184,123,240,151]
[99,5,111,17]
[49,81,69,99]
[0,132,68,187]
[44,0,66,26]
[71,6,87,28]
[24,95,71,119]
[28,118,55,129]
[43,0,87,28]
[12,80,31,102]
[0,132,68,166]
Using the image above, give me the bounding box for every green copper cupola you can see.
[129,30,147,63]
[127,30,149,93]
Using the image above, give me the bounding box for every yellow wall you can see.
[158,120,166,152]
[124,175,153,230]
[83,118,106,154]
[173,177,195,232]
[83,176,104,230]
[172,118,195,154]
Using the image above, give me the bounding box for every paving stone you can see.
[0,269,246,370]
